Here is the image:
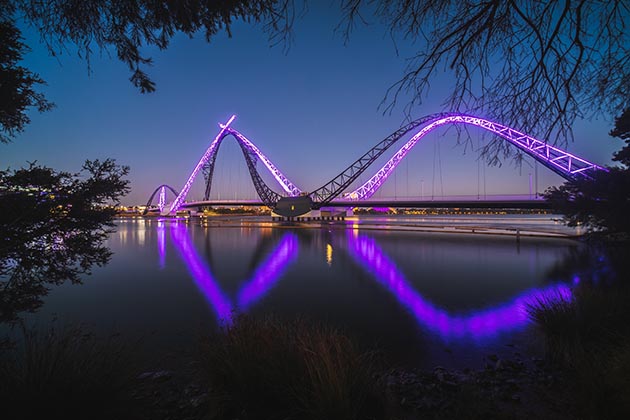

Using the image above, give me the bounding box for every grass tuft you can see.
[527,283,630,419]
[198,314,390,420]
[0,324,142,420]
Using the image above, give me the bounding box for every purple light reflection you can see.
[157,219,166,268]
[169,224,300,324]
[237,233,299,309]
[346,233,572,340]
[170,222,233,323]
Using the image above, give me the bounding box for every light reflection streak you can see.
[326,244,333,266]
[157,220,166,268]
[169,223,299,323]
[170,222,233,323]
[346,233,572,339]
[237,233,299,310]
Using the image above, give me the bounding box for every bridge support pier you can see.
[270,208,353,223]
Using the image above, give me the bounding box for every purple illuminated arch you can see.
[169,115,236,213]
[168,115,300,213]
[345,114,607,201]
[346,232,572,339]
[143,184,179,215]
[158,186,166,212]
[226,128,302,198]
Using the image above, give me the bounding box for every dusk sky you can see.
[2,3,622,205]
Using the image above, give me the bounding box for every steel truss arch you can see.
[344,114,607,201]
[308,114,449,207]
[168,115,300,213]
[144,184,179,214]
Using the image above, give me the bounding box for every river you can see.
[23,214,592,368]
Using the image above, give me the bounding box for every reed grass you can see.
[0,324,143,420]
[197,314,390,420]
[527,283,630,419]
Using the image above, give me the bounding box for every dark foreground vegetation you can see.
[2,266,629,420]
[527,245,630,419]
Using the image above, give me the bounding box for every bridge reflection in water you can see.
[169,221,299,324]
[346,232,572,339]
[164,221,574,341]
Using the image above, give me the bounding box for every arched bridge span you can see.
[162,114,605,216]
[168,115,300,214]
[341,114,606,202]
[143,184,179,214]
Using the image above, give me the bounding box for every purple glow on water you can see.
[237,233,299,310]
[169,222,233,323]
[157,219,166,269]
[346,114,606,200]
[168,224,301,323]
[346,232,572,340]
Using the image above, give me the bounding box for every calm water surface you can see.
[30,215,586,368]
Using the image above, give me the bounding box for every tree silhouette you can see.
[545,108,630,237]
[0,16,54,143]
[339,0,629,157]
[1,0,628,161]
[0,159,130,322]
[0,0,292,142]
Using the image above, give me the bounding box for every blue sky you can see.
[2,3,622,205]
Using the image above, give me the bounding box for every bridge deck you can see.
[181,199,551,210]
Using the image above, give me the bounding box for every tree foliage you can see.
[340,0,629,157]
[610,107,630,167]
[545,109,630,237]
[0,5,54,143]
[0,0,293,142]
[1,0,629,159]
[0,159,130,322]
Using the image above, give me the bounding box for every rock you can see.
[190,393,208,408]
[138,370,173,381]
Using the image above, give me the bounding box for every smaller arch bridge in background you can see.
[143,184,179,214]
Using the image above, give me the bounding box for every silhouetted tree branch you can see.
[0,0,295,142]
[340,0,630,160]
[0,9,54,143]
[545,108,630,237]
[0,159,130,322]
[2,0,629,164]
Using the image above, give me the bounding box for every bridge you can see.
[176,197,552,211]
[145,113,605,217]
